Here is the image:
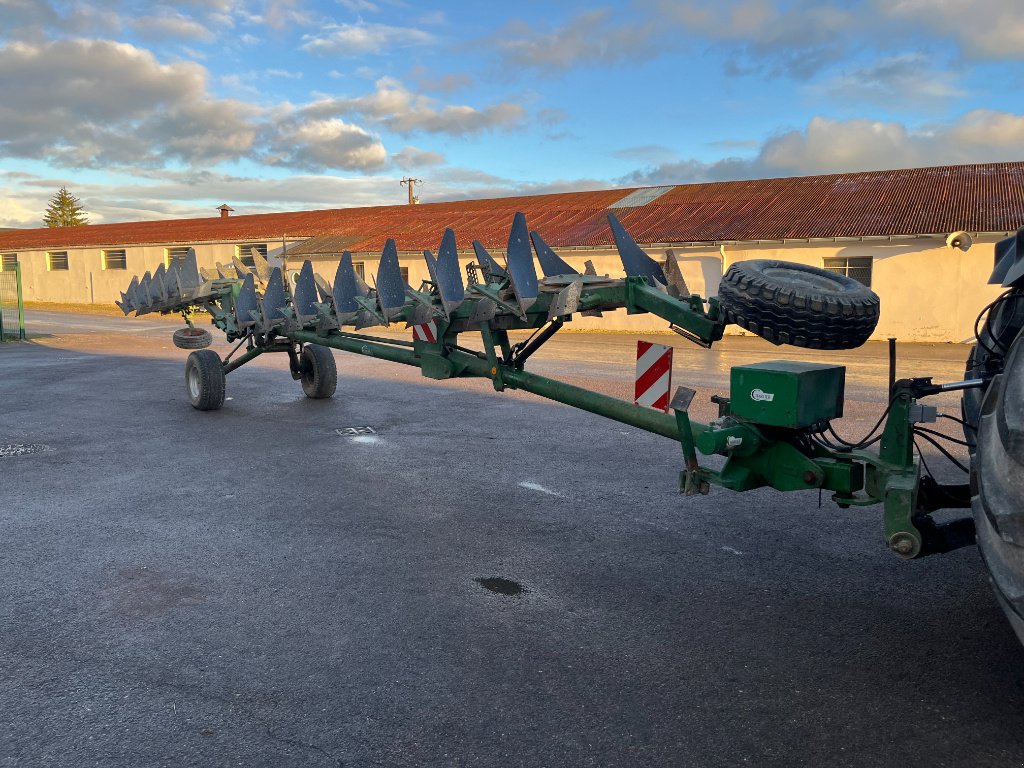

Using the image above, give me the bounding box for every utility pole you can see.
[400,177,423,205]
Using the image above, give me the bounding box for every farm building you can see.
[1,161,1021,343]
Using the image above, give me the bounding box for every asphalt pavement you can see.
[1,310,1021,768]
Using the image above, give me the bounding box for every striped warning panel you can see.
[412,319,438,343]
[634,340,673,412]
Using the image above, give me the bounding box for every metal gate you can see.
[0,264,25,341]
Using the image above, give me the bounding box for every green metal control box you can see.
[730,360,845,429]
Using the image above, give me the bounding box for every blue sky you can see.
[1,0,1023,226]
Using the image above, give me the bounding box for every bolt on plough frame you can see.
[118,211,978,561]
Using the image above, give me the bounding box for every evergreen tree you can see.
[43,187,88,227]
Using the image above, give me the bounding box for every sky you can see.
[1,0,1023,228]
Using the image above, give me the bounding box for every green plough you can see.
[118,211,981,562]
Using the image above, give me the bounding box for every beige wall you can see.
[9,234,1006,343]
[12,241,286,304]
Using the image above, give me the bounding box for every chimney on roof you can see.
[217,204,234,218]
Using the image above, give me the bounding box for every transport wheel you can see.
[172,326,213,350]
[184,349,226,411]
[299,344,337,399]
[717,260,880,349]
[973,330,1024,645]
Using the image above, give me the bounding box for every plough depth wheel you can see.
[299,344,337,399]
[185,349,226,411]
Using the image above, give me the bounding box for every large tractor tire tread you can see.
[718,260,880,350]
[973,332,1024,646]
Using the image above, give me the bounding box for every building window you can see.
[400,266,409,284]
[1,253,16,271]
[353,261,365,280]
[165,246,191,269]
[237,243,267,268]
[823,256,872,287]
[103,249,127,270]
[48,251,69,271]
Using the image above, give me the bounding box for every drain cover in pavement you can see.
[0,444,51,458]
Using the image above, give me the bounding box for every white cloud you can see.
[0,165,614,228]
[265,118,387,171]
[0,38,401,172]
[304,77,526,135]
[258,0,316,30]
[392,145,445,170]
[336,0,381,11]
[878,0,1024,60]
[494,9,659,72]
[648,0,857,78]
[0,39,259,166]
[301,22,435,55]
[409,66,472,94]
[131,12,216,42]
[618,111,1024,186]
[815,53,965,106]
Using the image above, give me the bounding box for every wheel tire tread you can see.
[717,260,879,350]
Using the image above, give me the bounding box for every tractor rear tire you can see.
[973,330,1024,645]
[299,344,337,399]
[717,260,880,349]
[173,327,213,350]
[185,350,226,411]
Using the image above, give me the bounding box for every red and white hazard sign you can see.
[634,340,673,412]
[412,319,438,343]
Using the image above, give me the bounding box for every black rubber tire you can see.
[973,330,1024,645]
[172,327,212,350]
[963,292,1024,449]
[717,260,880,349]
[184,349,226,411]
[299,344,337,399]
[963,344,984,451]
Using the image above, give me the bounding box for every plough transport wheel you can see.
[172,326,213,350]
[185,349,226,411]
[718,260,880,350]
[299,344,337,399]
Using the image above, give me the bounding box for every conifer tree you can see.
[43,187,88,227]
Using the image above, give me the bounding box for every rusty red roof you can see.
[2,162,1022,253]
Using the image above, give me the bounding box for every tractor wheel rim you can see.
[188,367,201,399]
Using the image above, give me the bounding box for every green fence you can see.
[0,263,26,341]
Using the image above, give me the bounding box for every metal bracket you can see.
[504,319,563,368]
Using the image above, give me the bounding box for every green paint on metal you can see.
[730,361,845,428]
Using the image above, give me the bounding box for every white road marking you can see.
[350,435,381,444]
[519,481,563,497]
[721,545,744,555]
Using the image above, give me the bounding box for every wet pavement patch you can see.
[0,444,51,458]
[475,577,526,596]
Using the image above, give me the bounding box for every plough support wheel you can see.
[299,344,337,399]
[185,349,226,411]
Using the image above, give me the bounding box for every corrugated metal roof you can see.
[3,162,1022,253]
[282,234,372,256]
